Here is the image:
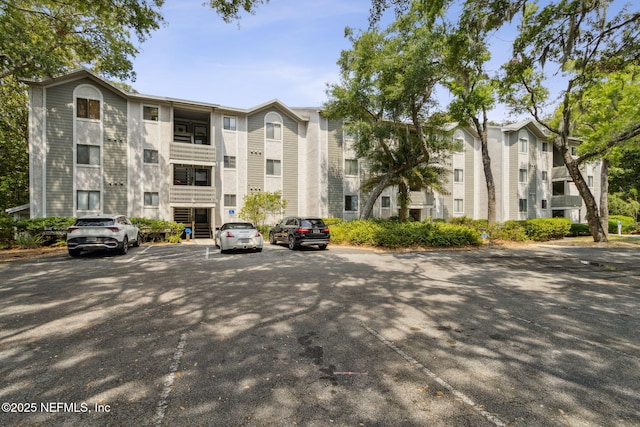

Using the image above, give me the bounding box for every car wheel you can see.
[119,237,128,255]
[318,244,327,250]
[269,233,276,245]
[288,235,297,250]
[133,233,140,247]
[68,248,81,257]
[256,247,263,253]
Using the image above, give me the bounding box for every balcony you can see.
[409,191,435,207]
[551,195,583,208]
[170,185,216,205]
[551,166,571,181]
[170,142,215,164]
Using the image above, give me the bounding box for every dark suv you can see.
[269,217,330,250]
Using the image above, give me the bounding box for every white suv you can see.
[67,215,140,257]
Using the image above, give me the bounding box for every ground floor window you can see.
[345,195,359,211]
[78,190,100,210]
[454,198,464,213]
[381,196,391,208]
[224,194,237,206]
[144,192,159,206]
[519,198,528,213]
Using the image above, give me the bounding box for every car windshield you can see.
[75,218,115,227]
[301,219,325,228]
[226,223,255,229]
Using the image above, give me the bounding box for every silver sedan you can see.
[215,222,263,253]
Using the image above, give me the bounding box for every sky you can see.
[124,0,631,120]
[126,0,379,109]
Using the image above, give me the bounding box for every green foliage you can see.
[568,223,591,237]
[608,215,637,234]
[493,218,572,241]
[328,219,481,248]
[206,0,268,23]
[1,0,165,81]
[131,218,184,242]
[0,213,15,248]
[14,232,44,249]
[238,191,287,227]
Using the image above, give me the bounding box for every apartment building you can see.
[23,69,598,236]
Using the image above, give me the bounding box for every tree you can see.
[324,8,452,221]
[0,0,165,212]
[500,1,640,242]
[0,76,29,212]
[206,0,269,22]
[238,191,287,228]
[0,0,164,81]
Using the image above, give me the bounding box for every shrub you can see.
[0,213,15,248]
[494,220,528,241]
[327,219,480,248]
[568,223,591,237]
[526,218,572,241]
[608,215,636,234]
[15,232,45,249]
[130,218,184,242]
[16,217,75,246]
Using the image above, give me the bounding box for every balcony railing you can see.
[551,195,583,208]
[170,142,215,163]
[170,185,216,205]
[409,191,435,206]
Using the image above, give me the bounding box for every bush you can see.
[0,213,15,248]
[14,232,45,249]
[15,217,75,246]
[526,218,572,241]
[494,220,528,241]
[608,215,636,234]
[328,219,481,248]
[130,218,184,242]
[568,223,591,237]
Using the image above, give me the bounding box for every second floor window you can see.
[454,169,464,183]
[224,194,236,206]
[519,137,528,153]
[144,149,158,164]
[519,198,528,213]
[224,155,236,168]
[77,144,100,165]
[519,168,528,183]
[266,159,281,176]
[77,98,100,120]
[454,198,464,213]
[345,159,358,176]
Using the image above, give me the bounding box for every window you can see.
[266,122,282,140]
[224,194,236,206]
[454,198,464,213]
[541,199,548,209]
[570,146,578,156]
[381,196,391,208]
[519,168,528,183]
[519,137,528,153]
[542,170,548,181]
[77,98,100,120]
[587,176,594,187]
[223,116,237,131]
[224,155,236,168]
[144,149,158,164]
[454,169,464,183]
[266,159,281,176]
[345,195,358,211]
[195,168,211,186]
[77,191,100,210]
[77,144,100,165]
[542,142,549,152]
[454,137,464,153]
[144,192,159,206]
[143,106,158,121]
[519,198,528,213]
[345,159,358,176]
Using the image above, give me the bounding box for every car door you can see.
[285,217,298,238]
[276,218,289,240]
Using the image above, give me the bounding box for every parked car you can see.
[67,214,140,257]
[215,222,263,253]
[269,217,330,250]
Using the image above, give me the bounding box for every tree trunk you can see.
[398,180,410,222]
[562,149,608,242]
[473,117,496,224]
[360,174,392,220]
[600,158,609,239]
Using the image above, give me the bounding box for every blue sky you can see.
[127,0,377,109]
[125,0,631,119]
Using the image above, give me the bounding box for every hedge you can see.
[328,219,481,248]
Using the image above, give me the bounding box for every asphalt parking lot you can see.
[0,242,638,426]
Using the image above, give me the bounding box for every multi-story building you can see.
[21,69,598,237]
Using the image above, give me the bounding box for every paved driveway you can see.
[0,243,638,426]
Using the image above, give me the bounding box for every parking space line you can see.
[362,323,507,427]
[154,333,187,426]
